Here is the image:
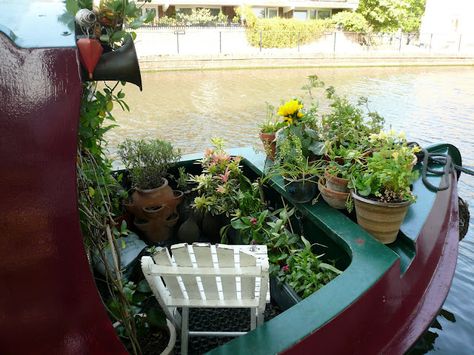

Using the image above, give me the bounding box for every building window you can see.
[294,10,308,21]
[252,7,278,19]
[176,7,192,16]
[317,10,331,19]
[309,10,317,20]
[267,8,278,18]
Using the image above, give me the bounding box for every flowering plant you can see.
[277,99,304,125]
[190,138,244,216]
[350,130,420,203]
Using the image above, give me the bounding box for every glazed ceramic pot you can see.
[352,192,411,244]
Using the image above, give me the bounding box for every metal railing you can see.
[133,28,474,57]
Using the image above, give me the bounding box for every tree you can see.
[357,0,426,32]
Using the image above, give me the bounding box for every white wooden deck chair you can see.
[141,242,269,355]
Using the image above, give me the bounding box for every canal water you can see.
[108,66,474,354]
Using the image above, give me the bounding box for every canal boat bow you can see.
[0,2,463,354]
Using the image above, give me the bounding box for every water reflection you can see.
[108,66,474,353]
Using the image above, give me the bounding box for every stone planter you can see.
[352,192,411,244]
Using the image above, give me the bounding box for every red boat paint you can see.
[0,31,126,355]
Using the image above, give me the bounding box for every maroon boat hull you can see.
[0,32,126,355]
[283,175,458,354]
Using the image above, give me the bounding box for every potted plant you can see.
[276,236,342,300]
[190,138,247,243]
[350,130,420,244]
[318,148,366,210]
[259,104,285,160]
[274,132,323,204]
[118,138,182,243]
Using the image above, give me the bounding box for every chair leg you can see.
[257,308,264,326]
[181,307,189,355]
[250,308,256,330]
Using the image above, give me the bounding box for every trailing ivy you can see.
[69,1,155,354]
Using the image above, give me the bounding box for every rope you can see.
[75,9,97,37]
[421,149,452,192]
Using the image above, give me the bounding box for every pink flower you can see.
[212,152,230,164]
[204,148,214,157]
[250,217,257,225]
[219,167,231,183]
[282,265,289,273]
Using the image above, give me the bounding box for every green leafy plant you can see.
[190,138,247,216]
[274,132,323,182]
[246,17,331,48]
[322,87,385,157]
[278,237,342,299]
[350,130,420,202]
[108,279,167,342]
[329,11,371,33]
[118,139,181,190]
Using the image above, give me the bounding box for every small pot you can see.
[324,169,349,193]
[283,176,317,204]
[352,192,411,244]
[259,132,276,160]
[318,178,350,210]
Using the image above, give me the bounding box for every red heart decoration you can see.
[77,38,103,80]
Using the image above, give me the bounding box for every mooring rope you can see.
[417,147,472,240]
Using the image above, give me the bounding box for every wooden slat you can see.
[193,243,219,300]
[240,250,257,300]
[216,245,237,300]
[171,244,201,300]
[149,265,261,277]
[152,247,183,299]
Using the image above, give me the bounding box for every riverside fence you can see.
[133,26,474,57]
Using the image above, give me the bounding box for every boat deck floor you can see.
[172,304,283,354]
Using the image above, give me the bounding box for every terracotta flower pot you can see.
[352,192,411,244]
[259,132,276,160]
[318,178,350,210]
[324,169,349,193]
[125,178,184,243]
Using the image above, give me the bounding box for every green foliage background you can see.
[357,0,427,32]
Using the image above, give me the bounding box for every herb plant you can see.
[118,139,181,190]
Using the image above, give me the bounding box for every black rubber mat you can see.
[173,304,282,354]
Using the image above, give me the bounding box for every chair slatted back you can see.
[142,243,266,308]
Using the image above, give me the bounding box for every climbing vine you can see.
[70,1,154,354]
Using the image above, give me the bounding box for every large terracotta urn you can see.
[125,178,183,243]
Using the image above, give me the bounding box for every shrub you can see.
[118,139,181,190]
[246,18,330,48]
[328,11,371,33]
[176,8,217,26]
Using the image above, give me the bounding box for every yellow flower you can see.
[278,99,303,118]
[283,116,294,125]
[412,145,421,153]
[392,151,399,159]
